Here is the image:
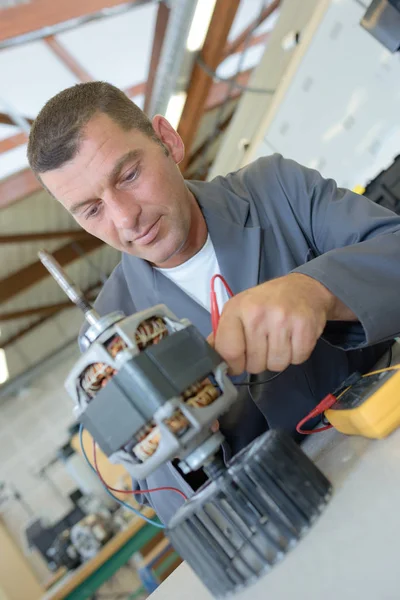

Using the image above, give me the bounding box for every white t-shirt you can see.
[155,235,229,313]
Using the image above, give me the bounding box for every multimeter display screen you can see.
[332,370,396,410]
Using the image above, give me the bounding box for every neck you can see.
[159,191,208,268]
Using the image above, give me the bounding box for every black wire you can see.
[235,370,283,387]
[386,345,393,368]
[245,374,273,431]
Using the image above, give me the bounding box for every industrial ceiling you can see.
[0,0,280,390]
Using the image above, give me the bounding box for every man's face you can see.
[40,113,195,267]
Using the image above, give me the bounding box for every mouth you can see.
[133,217,162,247]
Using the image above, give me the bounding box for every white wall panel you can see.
[247,0,400,188]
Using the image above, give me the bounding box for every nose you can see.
[105,191,141,232]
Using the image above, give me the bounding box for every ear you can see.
[152,115,185,164]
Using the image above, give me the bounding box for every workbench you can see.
[149,425,400,599]
[43,509,166,600]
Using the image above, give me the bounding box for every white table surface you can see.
[150,423,400,600]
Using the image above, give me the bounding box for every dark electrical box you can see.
[364,155,400,214]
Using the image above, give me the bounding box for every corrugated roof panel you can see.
[0,238,69,278]
[0,190,77,233]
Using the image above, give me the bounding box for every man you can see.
[28,82,400,523]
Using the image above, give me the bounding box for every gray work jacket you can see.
[83,154,400,524]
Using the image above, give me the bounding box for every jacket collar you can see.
[121,178,262,338]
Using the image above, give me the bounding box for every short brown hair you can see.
[28,81,158,175]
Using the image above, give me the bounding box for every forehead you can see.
[41,113,149,205]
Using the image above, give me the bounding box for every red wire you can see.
[296,393,336,435]
[210,274,234,337]
[92,440,187,501]
[210,274,334,436]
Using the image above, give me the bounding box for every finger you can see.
[266,326,292,372]
[207,332,215,347]
[211,420,219,433]
[291,318,318,365]
[215,312,246,375]
[244,326,269,374]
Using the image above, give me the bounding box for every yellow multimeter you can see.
[324,368,400,439]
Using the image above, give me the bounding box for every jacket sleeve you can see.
[270,154,400,349]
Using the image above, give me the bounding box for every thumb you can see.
[207,332,215,347]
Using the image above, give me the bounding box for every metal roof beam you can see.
[144,1,170,115]
[177,0,241,171]
[0,236,103,305]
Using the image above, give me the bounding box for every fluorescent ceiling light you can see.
[0,349,9,385]
[186,0,217,52]
[165,92,187,129]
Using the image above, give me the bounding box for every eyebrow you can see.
[69,149,142,215]
[109,149,142,184]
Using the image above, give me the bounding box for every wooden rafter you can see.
[44,35,92,82]
[0,289,100,321]
[1,282,102,347]
[0,236,103,305]
[185,110,235,173]
[124,81,147,99]
[226,30,270,57]
[0,112,34,126]
[221,0,280,61]
[0,230,88,244]
[0,80,148,164]
[0,0,149,46]
[0,70,250,159]
[0,131,27,154]
[0,169,42,209]
[144,1,170,115]
[177,0,241,171]
[205,69,251,112]
[2,314,56,348]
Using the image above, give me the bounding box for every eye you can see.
[123,167,139,183]
[85,204,101,220]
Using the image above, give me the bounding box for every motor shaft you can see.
[38,250,101,327]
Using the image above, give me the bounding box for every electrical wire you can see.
[92,439,187,501]
[192,0,274,180]
[196,56,275,95]
[235,371,283,386]
[210,273,233,337]
[386,345,393,369]
[210,273,284,388]
[79,425,165,528]
[296,365,400,435]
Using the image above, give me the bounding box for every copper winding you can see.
[80,318,168,398]
[79,315,220,464]
[135,317,168,350]
[133,380,220,462]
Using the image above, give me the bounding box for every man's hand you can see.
[209,273,356,375]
